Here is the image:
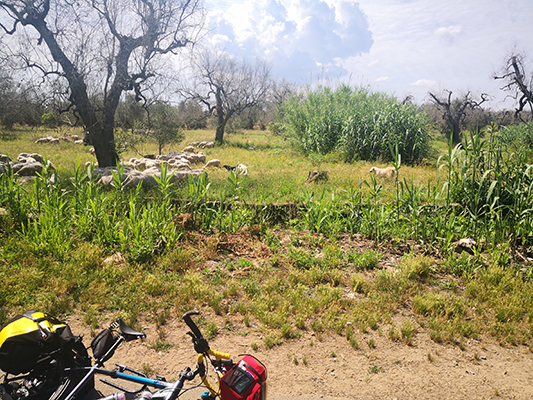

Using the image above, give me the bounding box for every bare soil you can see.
[67,313,533,400]
[66,229,533,400]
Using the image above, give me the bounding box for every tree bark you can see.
[451,120,461,144]
[215,87,226,143]
[215,123,226,143]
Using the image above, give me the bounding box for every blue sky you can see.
[206,0,533,110]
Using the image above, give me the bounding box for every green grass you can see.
[1,125,533,351]
[0,126,440,204]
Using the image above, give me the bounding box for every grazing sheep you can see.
[223,164,248,175]
[203,159,221,169]
[35,136,54,144]
[306,170,328,183]
[186,152,206,164]
[198,141,215,149]
[182,146,196,153]
[236,163,248,175]
[369,166,396,179]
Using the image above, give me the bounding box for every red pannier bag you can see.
[220,355,267,400]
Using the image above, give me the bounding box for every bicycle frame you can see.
[65,364,202,399]
[61,311,232,400]
[61,350,231,399]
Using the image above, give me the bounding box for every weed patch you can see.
[1,127,533,350]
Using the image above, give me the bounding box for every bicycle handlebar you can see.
[182,310,203,339]
[197,349,232,397]
[167,366,200,400]
[183,310,211,354]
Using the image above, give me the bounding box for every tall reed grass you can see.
[278,84,432,164]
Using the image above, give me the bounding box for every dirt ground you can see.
[66,312,533,400]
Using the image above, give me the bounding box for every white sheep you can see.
[198,141,215,149]
[369,166,396,180]
[182,146,196,153]
[203,159,221,169]
[236,164,248,175]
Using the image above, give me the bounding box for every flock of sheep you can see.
[120,142,249,177]
[33,133,398,182]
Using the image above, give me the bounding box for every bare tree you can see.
[180,50,272,143]
[0,0,204,167]
[428,90,489,143]
[494,52,533,121]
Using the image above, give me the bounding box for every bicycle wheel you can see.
[1,357,65,400]
[48,375,84,400]
[48,339,94,400]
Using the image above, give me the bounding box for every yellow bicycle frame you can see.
[198,348,231,396]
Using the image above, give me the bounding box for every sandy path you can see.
[65,313,533,400]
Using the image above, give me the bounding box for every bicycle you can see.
[1,310,267,400]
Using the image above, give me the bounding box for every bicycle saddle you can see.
[117,318,147,341]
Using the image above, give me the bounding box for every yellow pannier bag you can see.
[0,310,71,375]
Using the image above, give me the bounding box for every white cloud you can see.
[411,79,437,87]
[434,25,462,37]
[211,34,231,47]
[375,76,389,82]
[434,25,462,45]
[206,0,373,82]
[342,0,533,108]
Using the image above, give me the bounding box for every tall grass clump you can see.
[278,84,431,164]
[439,127,533,250]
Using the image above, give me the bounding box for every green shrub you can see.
[41,112,60,128]
[347,249,380,270]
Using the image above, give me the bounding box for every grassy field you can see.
[0,126,441,203]
[1,126,532,352]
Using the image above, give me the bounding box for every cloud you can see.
[434,24,462,45]
[208,0,533,110]
[411,79,437,87]
[211,34,231,47]
[434,25,462,37]
[207,0,374,82]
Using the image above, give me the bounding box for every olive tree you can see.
[0,0,204,167]
[145,100,183,155]
[180,50,272,143]
[494,52,533,121]
[0,69,45,128]
[176,99,207,130]
[428,90,488,143]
